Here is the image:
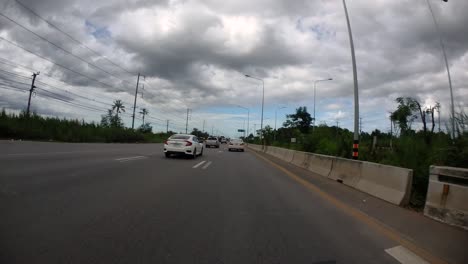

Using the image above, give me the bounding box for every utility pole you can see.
[211,126,214,135]
[185,108,190,134]
[166,120,169,133]
[132,73,144,129]
[202,120,206,132]
[26,72,39,116]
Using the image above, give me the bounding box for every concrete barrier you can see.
[282,149,295,163]
[291,151,308,168]
[248,143,413,207]
[328,157,362,188]
[272,147,284,160]
[424,166,468,230]
[305,153,334,177]
[247,144,263,152]
[356,162,413,206]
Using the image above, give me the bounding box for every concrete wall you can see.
[328,157,362,188]
[357,162,413,206]
[424,166,468,230]
[305,154,333,177]
[291,151,307,167]
[247,144,413,206]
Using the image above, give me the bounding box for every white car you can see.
[228,139,245,152]
[164,134,204,158]
[205,136,220,148]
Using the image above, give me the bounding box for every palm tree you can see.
[139,108,149,125]
[112,100,125,118]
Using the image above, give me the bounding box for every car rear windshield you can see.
[207,137,217,140]
[170,135,190,140]
[231,139,243,143]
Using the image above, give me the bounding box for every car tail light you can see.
[164,140,168,145]
[185,141,192,146]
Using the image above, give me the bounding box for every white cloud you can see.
[0,0,467,137]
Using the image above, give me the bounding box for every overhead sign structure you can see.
[238,129,245,132]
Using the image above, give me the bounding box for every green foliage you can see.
[138,123,153,134]
[111,99,125,118]
[0,109,168,143]
[390,97,418,133]
[101,109,123,128]
[190,128,209,139]
[283,106,312,133]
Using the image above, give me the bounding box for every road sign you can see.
[238,129,245,132]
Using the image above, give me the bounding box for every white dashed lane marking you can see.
[115,156,147,162]
[202,161,212,170]
[385,246,429,264]
[192,161,206,168]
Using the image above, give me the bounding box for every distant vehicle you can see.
[220,136,227,144]
[164,134,203,158]
[228,138,245,152]
[205,136,220,148]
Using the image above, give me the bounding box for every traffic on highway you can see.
[1,0,467,263]
[2,140,467,263]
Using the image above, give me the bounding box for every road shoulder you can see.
[248,148,468,264]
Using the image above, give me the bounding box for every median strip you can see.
[249,149,447,264]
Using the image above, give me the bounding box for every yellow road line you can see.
[250,150,447,264]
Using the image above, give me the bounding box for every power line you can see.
[0,55,202,128]
[0,36,118,90]
[0,11,132,87]
[12,0,134,76]
[0,55,189,125]
[0,84,28,93]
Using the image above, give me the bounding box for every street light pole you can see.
[313,78,333,131]
[275,106,286,141]
[426,0,455,139]
[245,75,265,143]
[342,0,360,160]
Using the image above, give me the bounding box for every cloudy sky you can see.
[0,0,467,136]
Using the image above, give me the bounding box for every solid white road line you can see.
[192,161,206,168]
[202,161,212,170]
[385,246,429,264]
[115,156,147,162]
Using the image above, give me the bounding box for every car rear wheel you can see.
[199,147,204,156]
[165,152,170,158]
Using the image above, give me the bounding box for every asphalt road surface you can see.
[1,141,410,263]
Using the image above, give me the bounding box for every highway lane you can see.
[0,141,404,263]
